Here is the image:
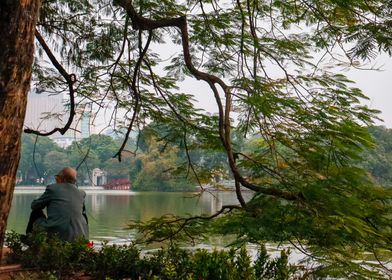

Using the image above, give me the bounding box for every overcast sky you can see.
[347,54,392,128]
[41,44,392,132]
[182,55,392,128]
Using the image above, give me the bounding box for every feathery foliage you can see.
[20,0,392,278]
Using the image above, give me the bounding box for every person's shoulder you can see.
[64,183,85,194]
[46,183,69,191]
[78,188,86,196]
[43,184,57,194]
[46,184,57,189]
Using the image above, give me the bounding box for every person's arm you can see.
[82,203,88,224]
[31,187,52,210]
[81,190,88,224]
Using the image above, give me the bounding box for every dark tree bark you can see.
[0,0,40,261]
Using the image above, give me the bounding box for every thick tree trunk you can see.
[0,0,40,262]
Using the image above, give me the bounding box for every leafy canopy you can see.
[27,0,392,278]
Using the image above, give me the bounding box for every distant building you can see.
[24,90,95,147]
[91,168,107,186]
[80,111,93,139]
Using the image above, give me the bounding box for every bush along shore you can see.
[4,230,305,280]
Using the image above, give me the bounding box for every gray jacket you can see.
[31,183,89,241]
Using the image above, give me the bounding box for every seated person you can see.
[26,167,89,241]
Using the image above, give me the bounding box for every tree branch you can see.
[116,0,303,201]
[24,29,76,136]
[143,205,242,243]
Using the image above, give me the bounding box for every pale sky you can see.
[37,42,392,132]
[182,56,392,128]
[347,55,392,128]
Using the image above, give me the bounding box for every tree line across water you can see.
[17,122,227,191]
[17,125,392,191]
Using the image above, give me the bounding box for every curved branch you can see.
[116,0,228,90]
[116,0,302,201]
[235,180,246,208]
[24,29,76,136]
[146,205,242,243]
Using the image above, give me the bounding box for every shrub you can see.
[86,243,140,280]
[5,231,302,280]
[5,229,92,278]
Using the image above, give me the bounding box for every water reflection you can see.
[7,190,252,243]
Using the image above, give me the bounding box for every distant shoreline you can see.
[14,185,244,194]
[15,185,104,190]
[13,186,138,195]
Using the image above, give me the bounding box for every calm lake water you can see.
[7,188,253,245]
